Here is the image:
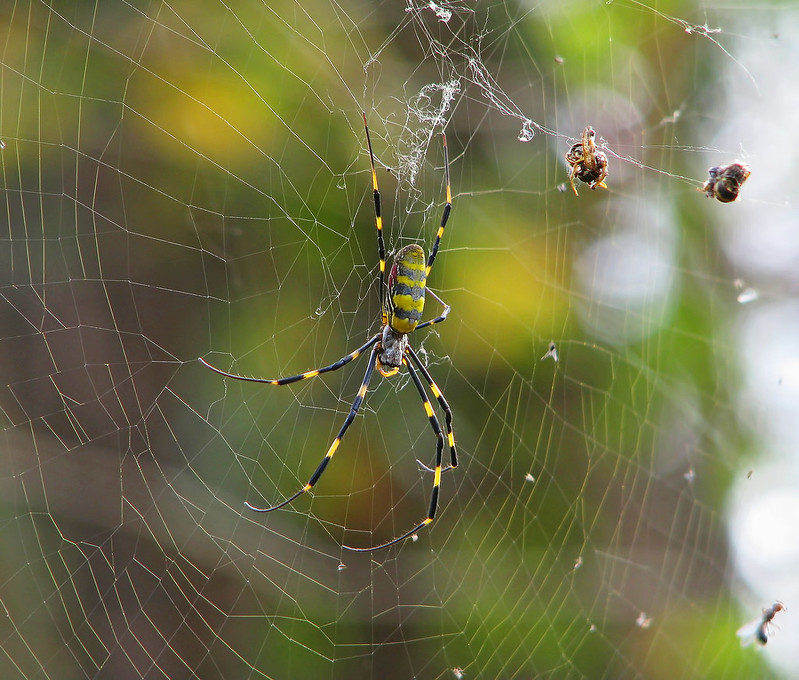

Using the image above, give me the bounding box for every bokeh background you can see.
[2,1,799,678]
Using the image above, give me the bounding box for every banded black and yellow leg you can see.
[425,132,451,278]
[362,112,388,325]
[198,335,380,385]
[343,356,445,552]
[414,288,450,331]
[405,345,457,470]
[246,345,380,513]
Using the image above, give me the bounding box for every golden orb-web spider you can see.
[200,113,457,552]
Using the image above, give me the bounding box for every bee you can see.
[736,601,785,646]
[565,126,608,196]
[701,161,750,203]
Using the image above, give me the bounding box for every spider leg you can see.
[246,344,380,513]
[362,112,388,325]
[414,288,450,331]
[425,132,451,278]
[405,345,457,469]
[343,354,444,552]
[199,335,380,385]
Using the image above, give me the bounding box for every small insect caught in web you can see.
[736,601,785,646]
[541,341,558,362]
[700,161,750,203]
[565,126,609,196]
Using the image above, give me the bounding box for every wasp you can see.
[565,126,608,196]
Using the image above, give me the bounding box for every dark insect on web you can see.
[200,113,457,552]
[701,161,751,203]
[736,601,785,646]
[565,126,609,196]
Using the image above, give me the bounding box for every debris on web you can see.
[466,56,540,142]
[397,80,461,186]
[426,2,452,23]
[405,0,475,24]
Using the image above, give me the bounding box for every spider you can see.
[701,161,750,203]
[565,126,608,196]
[200,113,457,552]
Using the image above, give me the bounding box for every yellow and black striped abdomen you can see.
[387,244,426,334]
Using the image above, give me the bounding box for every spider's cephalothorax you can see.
[199,113,457,552]
[378,325,408,375]
[565,126,609,196]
